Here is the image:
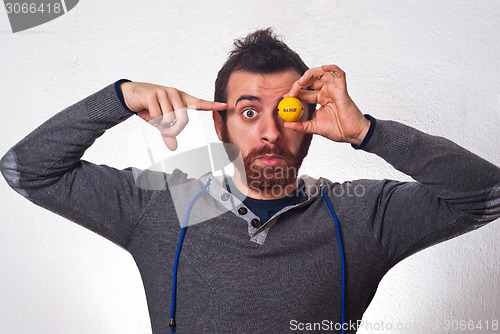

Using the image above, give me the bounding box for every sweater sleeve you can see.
[0,82,159,250]
[360,119,500,265]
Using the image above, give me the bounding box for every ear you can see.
[213,110,224,141]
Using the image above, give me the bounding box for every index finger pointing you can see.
[183,93,227,111]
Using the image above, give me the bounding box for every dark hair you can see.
[215,28,314,121]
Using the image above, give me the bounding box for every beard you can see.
[220,123,312,193]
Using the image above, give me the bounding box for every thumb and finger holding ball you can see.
[276,67,339,123]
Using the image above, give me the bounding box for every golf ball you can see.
[278,97,303,122]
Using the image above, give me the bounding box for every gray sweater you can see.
[1,83,500,333]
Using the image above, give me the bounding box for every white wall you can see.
[1,1,499,333]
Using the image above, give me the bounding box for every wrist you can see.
[351,114,376,149]
[349,116,371,146]
[114,79,135,114]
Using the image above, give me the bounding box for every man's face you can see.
[214,69,312,194]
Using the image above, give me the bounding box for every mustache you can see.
[244,145,295,162]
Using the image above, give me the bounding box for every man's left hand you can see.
[284,64,370,146]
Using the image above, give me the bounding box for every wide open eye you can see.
[242,108,258,119]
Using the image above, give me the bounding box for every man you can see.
[1,28,499,333]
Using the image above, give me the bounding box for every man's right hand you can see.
[120,82,227,151]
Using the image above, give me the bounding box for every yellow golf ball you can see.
[278,97,303,122]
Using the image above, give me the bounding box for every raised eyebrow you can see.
[235,95,261,107]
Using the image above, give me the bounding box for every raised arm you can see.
[359,118,500,263]
[286,64,500,263]
[0,81,226,248]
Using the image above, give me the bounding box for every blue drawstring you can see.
[169,179,211,334]
[322,187,346,334]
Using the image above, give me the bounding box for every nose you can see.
[260,110,281,144]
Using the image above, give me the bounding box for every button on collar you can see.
[251,218,261,228]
